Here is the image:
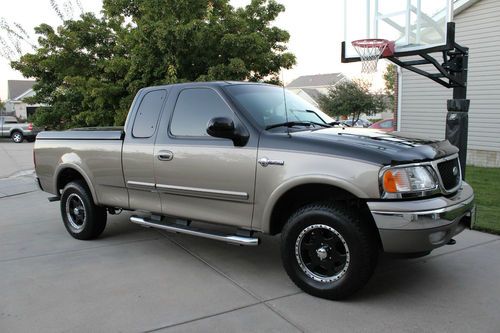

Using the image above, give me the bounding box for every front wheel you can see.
[11,131,24,143]
[281,203,378,300]
[60,181,107,240]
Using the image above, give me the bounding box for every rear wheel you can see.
[11,131,24,143]
[60,181,107,240]
[281,202,378,300]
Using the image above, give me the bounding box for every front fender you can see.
[260,174,369,234]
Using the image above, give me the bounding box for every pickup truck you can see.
[34,82,475,300]
[0,116,40,143]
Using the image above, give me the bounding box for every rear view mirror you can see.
[206,117,249,146]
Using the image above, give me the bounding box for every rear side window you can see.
[170,88,233,137]
[132,90,167,138]
[3,117,18,124]
[380,120,393,128]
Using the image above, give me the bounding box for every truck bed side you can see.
[34,129,129,209]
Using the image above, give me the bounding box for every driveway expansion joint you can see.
[156,230,307,332]
[0,236,162,264]
[144,291,305,333]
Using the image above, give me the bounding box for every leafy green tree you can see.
[318,79,387,124]
[11,0,295,129]
[383,63,397,106]
[0,98,5,112]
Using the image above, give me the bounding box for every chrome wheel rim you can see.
[295,224,350,283]
[66,193,86,231]
[12,133,22,142]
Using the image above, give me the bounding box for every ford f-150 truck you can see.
[0,116,40,143]
[34,82,475,299]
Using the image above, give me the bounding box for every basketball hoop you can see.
[352,39,394,74]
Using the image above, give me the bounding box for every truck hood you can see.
[263,127,458,165]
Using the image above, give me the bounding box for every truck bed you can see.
[34,128,128,209]
[36,127,124,141]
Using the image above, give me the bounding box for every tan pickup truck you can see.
[34,82,475,299]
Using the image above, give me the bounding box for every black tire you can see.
[11,131,24,143]
[281,202,378,300]
[60,180,107,240]
[26,136,36,142]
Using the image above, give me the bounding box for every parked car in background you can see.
[0,116,41,143]
[342,118,372,128]
[370,118,395,132]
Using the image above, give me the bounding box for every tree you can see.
[0,98,5,112]
[318,79,387,124]
[383,63,397,106]
[10,0,296,129]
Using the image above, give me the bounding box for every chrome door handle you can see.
[157,150,174,161]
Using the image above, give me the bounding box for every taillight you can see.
[28,123,33,131]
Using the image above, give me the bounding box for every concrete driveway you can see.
[0,139,34,178]
[1,141,500,332]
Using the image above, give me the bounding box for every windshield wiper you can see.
[265,121,330,130]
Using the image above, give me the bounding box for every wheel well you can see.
[57,168,89,196]
[269,184,381,246]
[10,129,22,135]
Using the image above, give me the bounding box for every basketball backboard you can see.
[342,0,453,62]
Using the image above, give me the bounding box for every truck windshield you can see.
[224,84,334,130]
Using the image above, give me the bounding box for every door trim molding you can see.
[156,183,249,201]
[127,180,156,190]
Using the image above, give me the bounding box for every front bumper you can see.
[367,182,475,253]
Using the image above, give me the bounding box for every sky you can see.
[0,0,384,100]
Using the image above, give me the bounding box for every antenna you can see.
[281,69,291,137]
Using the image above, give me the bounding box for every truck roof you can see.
[140,81,272,93]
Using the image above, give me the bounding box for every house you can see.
[3,80,40,119]
[286,73,346,106]
[396,0,500,167]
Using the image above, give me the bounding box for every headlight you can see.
[381,166,438,197]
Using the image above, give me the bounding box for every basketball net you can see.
[352,39,389,74]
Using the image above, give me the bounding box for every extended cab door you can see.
[153,87,257,228]
[122,89,167,214]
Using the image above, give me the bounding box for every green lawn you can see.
[466,166,500,234]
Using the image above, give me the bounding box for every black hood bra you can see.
[262,127,458,166]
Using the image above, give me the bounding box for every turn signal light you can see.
[383,170,396,193]
[381,166,438,195]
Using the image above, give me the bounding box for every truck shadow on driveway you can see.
[121,214,467,302]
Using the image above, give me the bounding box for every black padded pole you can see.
[445,41,469,180]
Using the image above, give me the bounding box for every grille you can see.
[437,158,461,191]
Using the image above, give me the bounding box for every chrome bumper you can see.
[367,182,475,253]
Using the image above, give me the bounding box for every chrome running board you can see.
[130,216,260,246]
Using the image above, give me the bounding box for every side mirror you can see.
[207,117,249,146]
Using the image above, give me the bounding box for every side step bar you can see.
[130,216,260,246]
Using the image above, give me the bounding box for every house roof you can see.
[287,73,344,88]
[301,88,323,103]
[7,80,36,100]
